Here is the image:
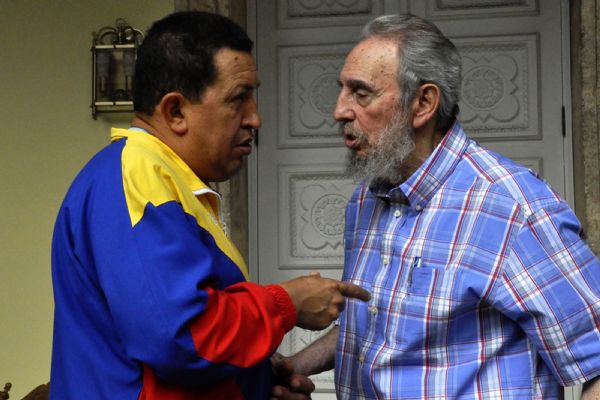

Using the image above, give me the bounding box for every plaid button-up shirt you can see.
[336,122,600,399]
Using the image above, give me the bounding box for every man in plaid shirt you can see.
[272,14,600,400]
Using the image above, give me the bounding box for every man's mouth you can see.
[341,122,367,150]
[234,137,254,156]
[238,137,253,147]
[344,133,360,149]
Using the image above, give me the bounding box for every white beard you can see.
[344,111,415,187]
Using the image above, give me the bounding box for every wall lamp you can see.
[91,18,143,119]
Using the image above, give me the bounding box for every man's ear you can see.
[158,92,188,135]
[410,83,440,130]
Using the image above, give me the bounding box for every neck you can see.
[400,122,445,182]
[130,115,159,136]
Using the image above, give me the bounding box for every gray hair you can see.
[362,14,461,131]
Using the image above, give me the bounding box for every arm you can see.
[271,326,339,399]
[493,202,600,388]
[189,275,367,373]
[93,153,369,385]
[288,325,339,376]
[582,376,600,400]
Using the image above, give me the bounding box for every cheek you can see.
[356,114,387,138]
[366,130,382,146]
[217,125,243,155]
[222,112,243,134]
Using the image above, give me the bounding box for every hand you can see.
[279,272,370,330]
[271,352,315,400]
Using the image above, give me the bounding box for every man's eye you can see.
[231,91,253,104]
[354,91,371,105]
[231,94,244,103]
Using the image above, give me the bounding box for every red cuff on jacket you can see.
[264,284,297,332]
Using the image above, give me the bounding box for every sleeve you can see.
[91,172,296,386]
[491,201,600,386]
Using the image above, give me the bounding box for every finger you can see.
[290,374,316,394]
[330,292,345,311]
[329,306,341,321]
[308,271,321,277]
[272,385,283,397]
[271,386,311,400]
[339,282,371,301]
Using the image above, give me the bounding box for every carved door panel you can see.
[249,1,572,399]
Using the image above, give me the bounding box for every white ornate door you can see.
[247,1,574,399]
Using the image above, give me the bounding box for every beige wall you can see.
[0,1,173,397]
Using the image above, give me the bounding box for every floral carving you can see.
[298,181,354,251]
[311,194,347,237]
[460,54,519,123]
[463,66,504,109]
[309,73,340,115]
[298,62,341,130]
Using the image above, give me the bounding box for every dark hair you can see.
[133,11,253,115]
[363,14,461,132]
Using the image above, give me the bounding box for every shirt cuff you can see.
[265,284,297,332]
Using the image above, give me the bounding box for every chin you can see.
[218,164,244,182]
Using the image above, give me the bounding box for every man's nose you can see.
[243,100,262,129]
[333,91,355,122]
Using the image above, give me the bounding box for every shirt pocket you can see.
[408,262,446,296]
[403,260,474,321]
[405,258,467,310]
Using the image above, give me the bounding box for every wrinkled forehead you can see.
[341,37,399,84]
[213,48,259,83]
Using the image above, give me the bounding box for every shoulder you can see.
[62,140,127,203]
[456,141,563,218]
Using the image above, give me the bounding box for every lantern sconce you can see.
[91,18,144,119]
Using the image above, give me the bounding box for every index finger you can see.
[339,282,370,301]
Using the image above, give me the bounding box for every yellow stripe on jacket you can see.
[111,128,249,280]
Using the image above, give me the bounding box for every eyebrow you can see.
[231,83,260,99]
[337,78,374,93]
[243,81,261,93]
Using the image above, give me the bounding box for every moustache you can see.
[340,122,369,145]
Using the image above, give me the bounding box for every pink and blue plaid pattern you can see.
[336,122,600,399]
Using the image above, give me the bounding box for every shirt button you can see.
[393,210,401,217]
[359,354,365,363]
[369,306,378,315]
[382,255,390,265]
[415,204,423,211]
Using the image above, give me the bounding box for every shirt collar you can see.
[110,127,217,197]
[401,120,469,210]
[370,181,409,205]
[370,120,470,210]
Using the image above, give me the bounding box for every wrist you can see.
[265,284,297,332]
